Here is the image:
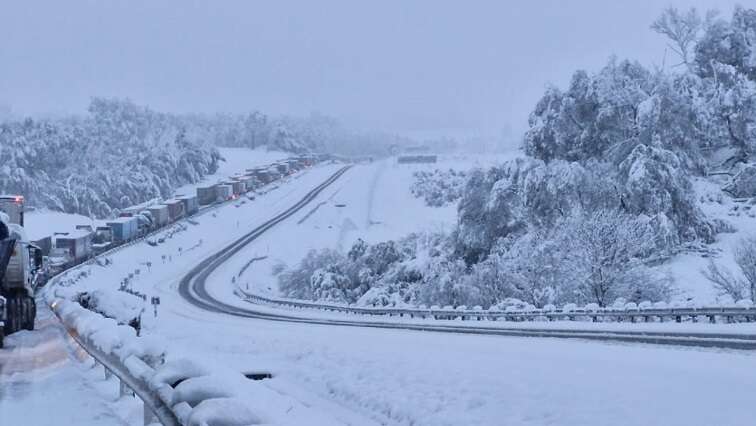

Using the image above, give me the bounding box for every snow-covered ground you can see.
[159,309,756,426]
[0,304,142,425]
[30,157,756,425]
[665,176,756,303]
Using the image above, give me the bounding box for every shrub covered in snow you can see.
[410,168,467,207]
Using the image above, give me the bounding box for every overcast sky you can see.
[0,1,743,138]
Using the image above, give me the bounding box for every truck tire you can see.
[4,297,21,334]
[23,297,36,331]
[3,296,34,334]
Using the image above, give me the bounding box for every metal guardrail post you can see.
[119,379,133,398]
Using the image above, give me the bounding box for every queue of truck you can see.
[0,155,321,346]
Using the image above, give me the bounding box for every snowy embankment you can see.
[666,176,756,302]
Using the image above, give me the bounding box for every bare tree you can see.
[703,236,756,302]
[651,7,704,68]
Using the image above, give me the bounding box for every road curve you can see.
[178,166,756,351]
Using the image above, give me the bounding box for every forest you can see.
[0,98,405,217]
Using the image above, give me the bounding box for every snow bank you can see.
[187,398,262,426]
[151,359,213,390]
[172,374,244,406]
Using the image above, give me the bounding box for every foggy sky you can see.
[0,0,743,137]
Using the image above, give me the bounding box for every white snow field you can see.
[35,158,756,426]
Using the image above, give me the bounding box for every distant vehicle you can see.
[54,230,93,264]
[0,195,25,226]
[0,197,43,348]
[107,216,140,242]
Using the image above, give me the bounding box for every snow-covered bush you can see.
[411,168,467,207]
[278,249,347,300]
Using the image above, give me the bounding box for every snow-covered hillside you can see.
[22,146,291,241]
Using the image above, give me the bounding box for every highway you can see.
[178,166,756,351]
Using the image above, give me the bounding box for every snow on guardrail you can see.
[50,298,265,426]
[236,288,756,324]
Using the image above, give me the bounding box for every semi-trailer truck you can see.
[0,197,43,348]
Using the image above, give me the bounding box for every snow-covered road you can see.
[0,303,142,425]
[37,159,756,425]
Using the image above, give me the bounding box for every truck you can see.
[163,199,186,222]
[0,198,43,348]
[176,195,199,216]
[107,216,140,242]
[0,195,25,226]
[248,169,272,184]
[197,185,218,205]
[147,205,170,228]
[216,184,233,201]
[54,230,93,264]
[223,180,245,197]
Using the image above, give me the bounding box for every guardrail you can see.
[50,299,178,426]
[237,289,756,325]
[38,165,322,425]
[51,298,264,425]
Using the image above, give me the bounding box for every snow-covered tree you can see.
[524,59,653,163]
[617,144,716,243]
[694,6,756,81]
[703,236,756,302]
[557,209,670,307]
[651,7,706,68]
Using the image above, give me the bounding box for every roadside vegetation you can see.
[279,6,756,308]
